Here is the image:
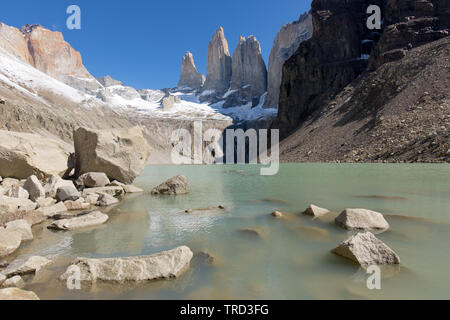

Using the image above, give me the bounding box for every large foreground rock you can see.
[0,288,39,300]
[73,127,151,184]
[0,229,22,258]
[60,246,193,283]
[0,130,72,180]
[332,232,400,266]
[151,175,188,195]
[23,175,45,201]
[48,211,108,231]
[335,208,390,233]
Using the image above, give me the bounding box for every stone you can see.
[76,172,110,188]
[332,232,400,266]
[82,186,124,197]
[73,126,151,184]
[272,211,284,218]
[38,202,68,218]
[96,193,119,207]
[64,199,90,211]
[335,208,390,233]
[83,194,100,205]
[56,185,80,202]
[123,185,144,193]
[151,175,188,195]
[43,175,74,198]
[4,186,29,199]
[109,180,125,188]
[0,209,45,227]
[0,178,20,188]
[1,276,25,289]
[201,27,232,96]
[161,94,181,111]
[177,51,205,89]
[6,256,52,277]
[0,288,39,300]
[0,196,37,214]
[23,175,45,201]
[0,229,22,258]
[48,211,108,231]
[36,197,56,208]
[0,130,72,180]
[0,274,5,286]
[5,220,33,241]
[60,246,193,283]
[303,204,331,218]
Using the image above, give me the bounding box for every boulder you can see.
[96,193,119,207]
[60,246,193,283]
[303,204,330,218]
[64,199,90,211]
[83,194,100,205]
[332,232,400,266]
[48,211,108,231]
[335,208,390,233]
[1,275,25,289]
[36,197,56,208]
[0,130,72,180]
[73,127,151,184]
[23,175,45,201]
[0,288,39,300]
[38,202,68,218]
[0,196,37,214]
[82,186,124,197]
[123,185,144,193]
[76,172,110,188]
[5,220,33,241]
[109,180,125,188]
[151,175,188,195]
[6,256,52,277]
[43,175,74,198]
[4,186,29,199]
[0,209,45,227]
[56,185,80,202]
[1,178,21,188]
[0,229,22,258]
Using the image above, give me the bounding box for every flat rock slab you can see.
[39,202,68,218]
[48,211,108,231]
[151,175,188,195]
[0,288,39,300]
[332,232,400,266]
[335,208,390,233]
[60,246,193,283]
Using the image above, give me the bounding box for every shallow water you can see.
[9,163,450,300]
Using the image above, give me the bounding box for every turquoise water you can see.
[14,164,450,299]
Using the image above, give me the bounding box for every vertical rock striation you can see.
[177,51,205,89]
[263,13,313,109]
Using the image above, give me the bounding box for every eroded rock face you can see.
[151,175,188,195]
[177,52,205,89]
[202,27,233,96]
[0,288,39,300]
[263,13,313,109]
[332,232,400,265]
[230,36,267,99]
[73,127,151,184]
[60,246,193,283]
[0,130,72,180]
[335,208,390,233]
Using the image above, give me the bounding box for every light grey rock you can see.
[23,175,45,201]
[6,256,52,277]
[335,208,390,233]
[74,127,151,184]
[1,178,20,188]
[0,196,37,214]
[109,180,125,187]
[1,275,25,289]
[303,204,330,218]
[82,186,124,197]
[56,185,80,202]
[36,197,56,208]
[43,175,74,198]
[64,199,90,211]
[0,229,22,258]
[48,211,108,231]
[96,193,119,207]
[76,172,110,188]
[4,186,29,199]
[123,185,144,193]
[332,232,400,266]
[5,219,33,241]
[177,51,205,89]
[83,194,100,205]
[151,175,188,195]
[38,202,68,218]
[0,288,39,300]
[60,246,193,283]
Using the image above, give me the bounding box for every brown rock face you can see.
[263,13,313,109]
[231,36,268,98]
[177,51,205,89]
[202,27,232,95]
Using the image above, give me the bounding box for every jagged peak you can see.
[20,24,42,34]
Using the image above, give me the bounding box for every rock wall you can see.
[177,51,205,89]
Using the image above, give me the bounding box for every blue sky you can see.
[0,0,312,89]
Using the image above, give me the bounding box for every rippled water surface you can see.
[11,164,450,300]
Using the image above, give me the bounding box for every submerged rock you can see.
[48,211,108,231]
[151,175,188,195]
[60,246,193,283]
[6,256,52,277]
[1,275,25,289]
[0,229,22,258]
[302,204,330,218]
[96,193,119,207]
[332,232,400,266]
[0,288,39,300]
[335,208,390,233]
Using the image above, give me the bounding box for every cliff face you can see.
[0,22,33,65]
[263,13,313,109]
[177,51,205,89]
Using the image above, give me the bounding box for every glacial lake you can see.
[9,163,450,300]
